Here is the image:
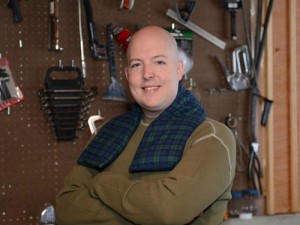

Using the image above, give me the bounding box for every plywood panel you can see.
[264,0,300,214]
[268,0,290,213]
[297,0,300,211]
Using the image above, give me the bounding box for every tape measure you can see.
[225,114,238,129]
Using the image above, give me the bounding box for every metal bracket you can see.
[217,45,252,91]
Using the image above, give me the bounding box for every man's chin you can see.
[141,105,164,118]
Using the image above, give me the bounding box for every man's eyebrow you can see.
[128,55,168,64]
[128,59,142,63]
[128,59,142,64]
[152,55,167,59]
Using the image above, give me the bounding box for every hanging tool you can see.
[252,93,273,126]
[240,0,274,196]
[44,107,90,117]
[254,0,263,60]
[254,0,274,76]
[119,0,135,10]
[175,0,197,23]
[0,70,12,101]
[222,0,241,40]
[113,26,131,52]
[167,24,194,59]
[40,98,91,110]
[40,91,96,102]
[39,64,96,141]
[217,45,252,91]
[166,8,226,49]
[7,0,23,23]
[78,0,86,78]
[248,142,263,195]
[39,205,56,225]
[240,0,262,195]
[83,0,108,60]
[38,87,97,95]
[88,112,104,135]
[103,24,127,101]
[225,114,248,173]
[225,113,239,129]
[0,56,24,111]
[48,0,63,51]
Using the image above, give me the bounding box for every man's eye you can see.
[156,60,166,65]
[131,63,141,68]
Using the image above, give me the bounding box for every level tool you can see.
[166,9,226,49]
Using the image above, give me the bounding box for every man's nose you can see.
[142,64,154,80]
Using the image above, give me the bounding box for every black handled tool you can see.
[222,0,241,40]
[254,0,274,75]
[83,0,108,59]
[239,0,274,196]
[7,0,22,23]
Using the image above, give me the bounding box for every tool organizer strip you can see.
[0,0,253,224]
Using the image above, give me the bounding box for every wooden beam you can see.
[288,0,299,213]
[265,7,274,215]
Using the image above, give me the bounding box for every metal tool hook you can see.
[217,45,252,91]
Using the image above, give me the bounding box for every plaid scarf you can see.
[78,83,206,172]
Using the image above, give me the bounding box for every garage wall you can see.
[1,0,295,224]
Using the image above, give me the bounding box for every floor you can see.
[224,213,300,225]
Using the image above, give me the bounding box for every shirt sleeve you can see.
[55,165,129,225]
[90,124,236,225]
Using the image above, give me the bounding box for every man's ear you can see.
[124,67,129,80]
[177,60,184,80]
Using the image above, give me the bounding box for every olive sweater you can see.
[55,118,236,225]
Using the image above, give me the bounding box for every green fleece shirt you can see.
[55,118,236,225]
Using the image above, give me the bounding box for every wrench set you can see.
[38,64,97,142]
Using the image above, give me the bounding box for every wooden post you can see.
[289,0,299,213]
[265,6,274,214]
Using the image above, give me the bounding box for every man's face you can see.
[125,29,184,118]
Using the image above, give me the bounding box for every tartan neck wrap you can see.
[77,83,206,172]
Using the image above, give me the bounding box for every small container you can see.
[242,189,258,216]
[228,191,243,217]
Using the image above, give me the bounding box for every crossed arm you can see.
[55,122,235,225]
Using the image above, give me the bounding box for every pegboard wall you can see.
[0,0,255,224]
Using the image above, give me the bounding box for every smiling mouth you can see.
[142,85,160,91]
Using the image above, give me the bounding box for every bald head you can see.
[124,25,184,117]
[126,26,179,62]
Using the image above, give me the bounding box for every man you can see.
[55,25,236,225]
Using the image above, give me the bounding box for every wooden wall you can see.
[261,0,300,215]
